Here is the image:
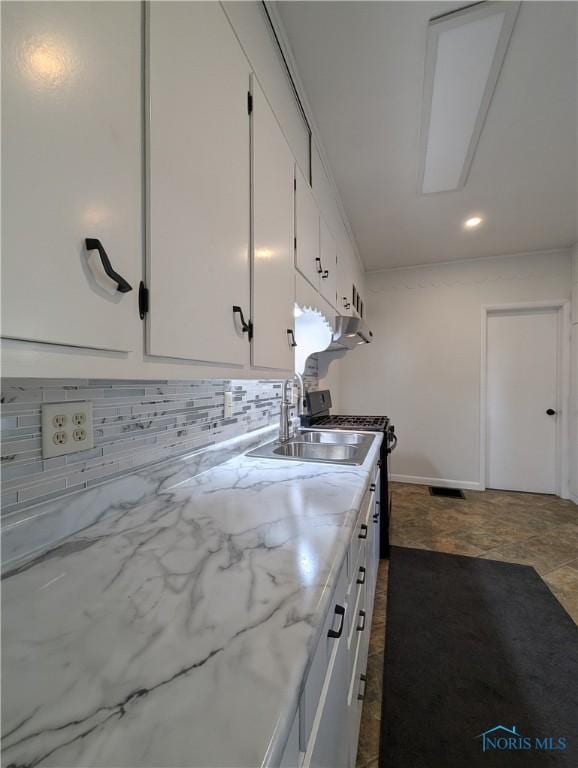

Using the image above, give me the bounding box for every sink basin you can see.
[246,430,375,465]
[273,442,358,461]
[298,431,365,445]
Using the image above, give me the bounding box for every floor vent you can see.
[429,486,465,499]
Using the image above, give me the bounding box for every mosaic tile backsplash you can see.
[1,363,319,517]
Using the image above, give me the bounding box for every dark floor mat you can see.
[380,546,578,767]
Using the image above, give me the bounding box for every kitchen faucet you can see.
[279,373,304,442]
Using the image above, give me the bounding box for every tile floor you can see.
[355,482,578,768]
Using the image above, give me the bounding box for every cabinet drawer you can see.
[300,557,348,750]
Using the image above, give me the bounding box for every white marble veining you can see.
[1,433,382,768]
[2,424,279,570]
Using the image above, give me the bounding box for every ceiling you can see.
[277,1,578,271]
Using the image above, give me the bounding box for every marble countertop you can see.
[1,432,382,768]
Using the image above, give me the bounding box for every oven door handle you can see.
[388,434,398,454]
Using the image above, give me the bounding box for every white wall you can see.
[570,243,578,503]
[318,357,343,411]
[339,250,573,490]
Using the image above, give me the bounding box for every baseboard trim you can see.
[390,474,482,492]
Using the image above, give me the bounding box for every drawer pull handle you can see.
[370,483,376,492]
[356,566,366,585]
[357,609,366,632]
[373,512,379,524]
[359,524,368,540]
[357,673,367,701]
[85,238,132,293]
[315,257,323,274]
[327,604,345,639]
[287,329,297,347]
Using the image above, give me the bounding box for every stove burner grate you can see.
[313,414,388,432]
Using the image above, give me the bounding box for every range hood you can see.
[327,315,373,350]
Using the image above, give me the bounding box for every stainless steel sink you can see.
[246,430,375,466]
[273,442,358,461]
[298,431,365,445]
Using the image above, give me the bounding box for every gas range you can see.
[303,389,397,559]
[303,390,392,437]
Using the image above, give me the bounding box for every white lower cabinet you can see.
[292,465,380,768]
[304,629,351,768]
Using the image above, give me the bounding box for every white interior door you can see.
[486,308,559,493]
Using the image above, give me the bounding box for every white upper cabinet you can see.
[1,1,142,351]
[295,165,321,289]
[319,218,338,309]
[146,1,251,366]
[251,78,295,371]
[337,245,356,316]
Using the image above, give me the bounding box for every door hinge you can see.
[138,281,149,319]
[247,91,253,114]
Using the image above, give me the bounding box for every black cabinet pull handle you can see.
[85,238,132,293]
[357,566,366,585]
[359,523,368,540]
[328,604,345,638]
[233,306,253,341]
[373,512,379,524]
[315,257,323,274]
[321,269,329,279]
[357,609,366,632]
[370,483,376,492]
[357,673,367,701]
[287,329,297,347]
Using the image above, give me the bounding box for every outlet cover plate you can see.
[42,402,94,459]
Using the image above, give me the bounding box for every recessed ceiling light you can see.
[464,216,483,229]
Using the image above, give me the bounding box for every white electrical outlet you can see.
[42,402,94,459]
[224,391,233,419]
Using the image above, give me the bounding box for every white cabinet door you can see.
[337,245,356,316]
[1,1,141,350]
[304,633,350,768]
[372,470,381,600]
[251,78,295,371]
[319,218,338,310]
[295,166,321,290]
[147,2,251,366]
